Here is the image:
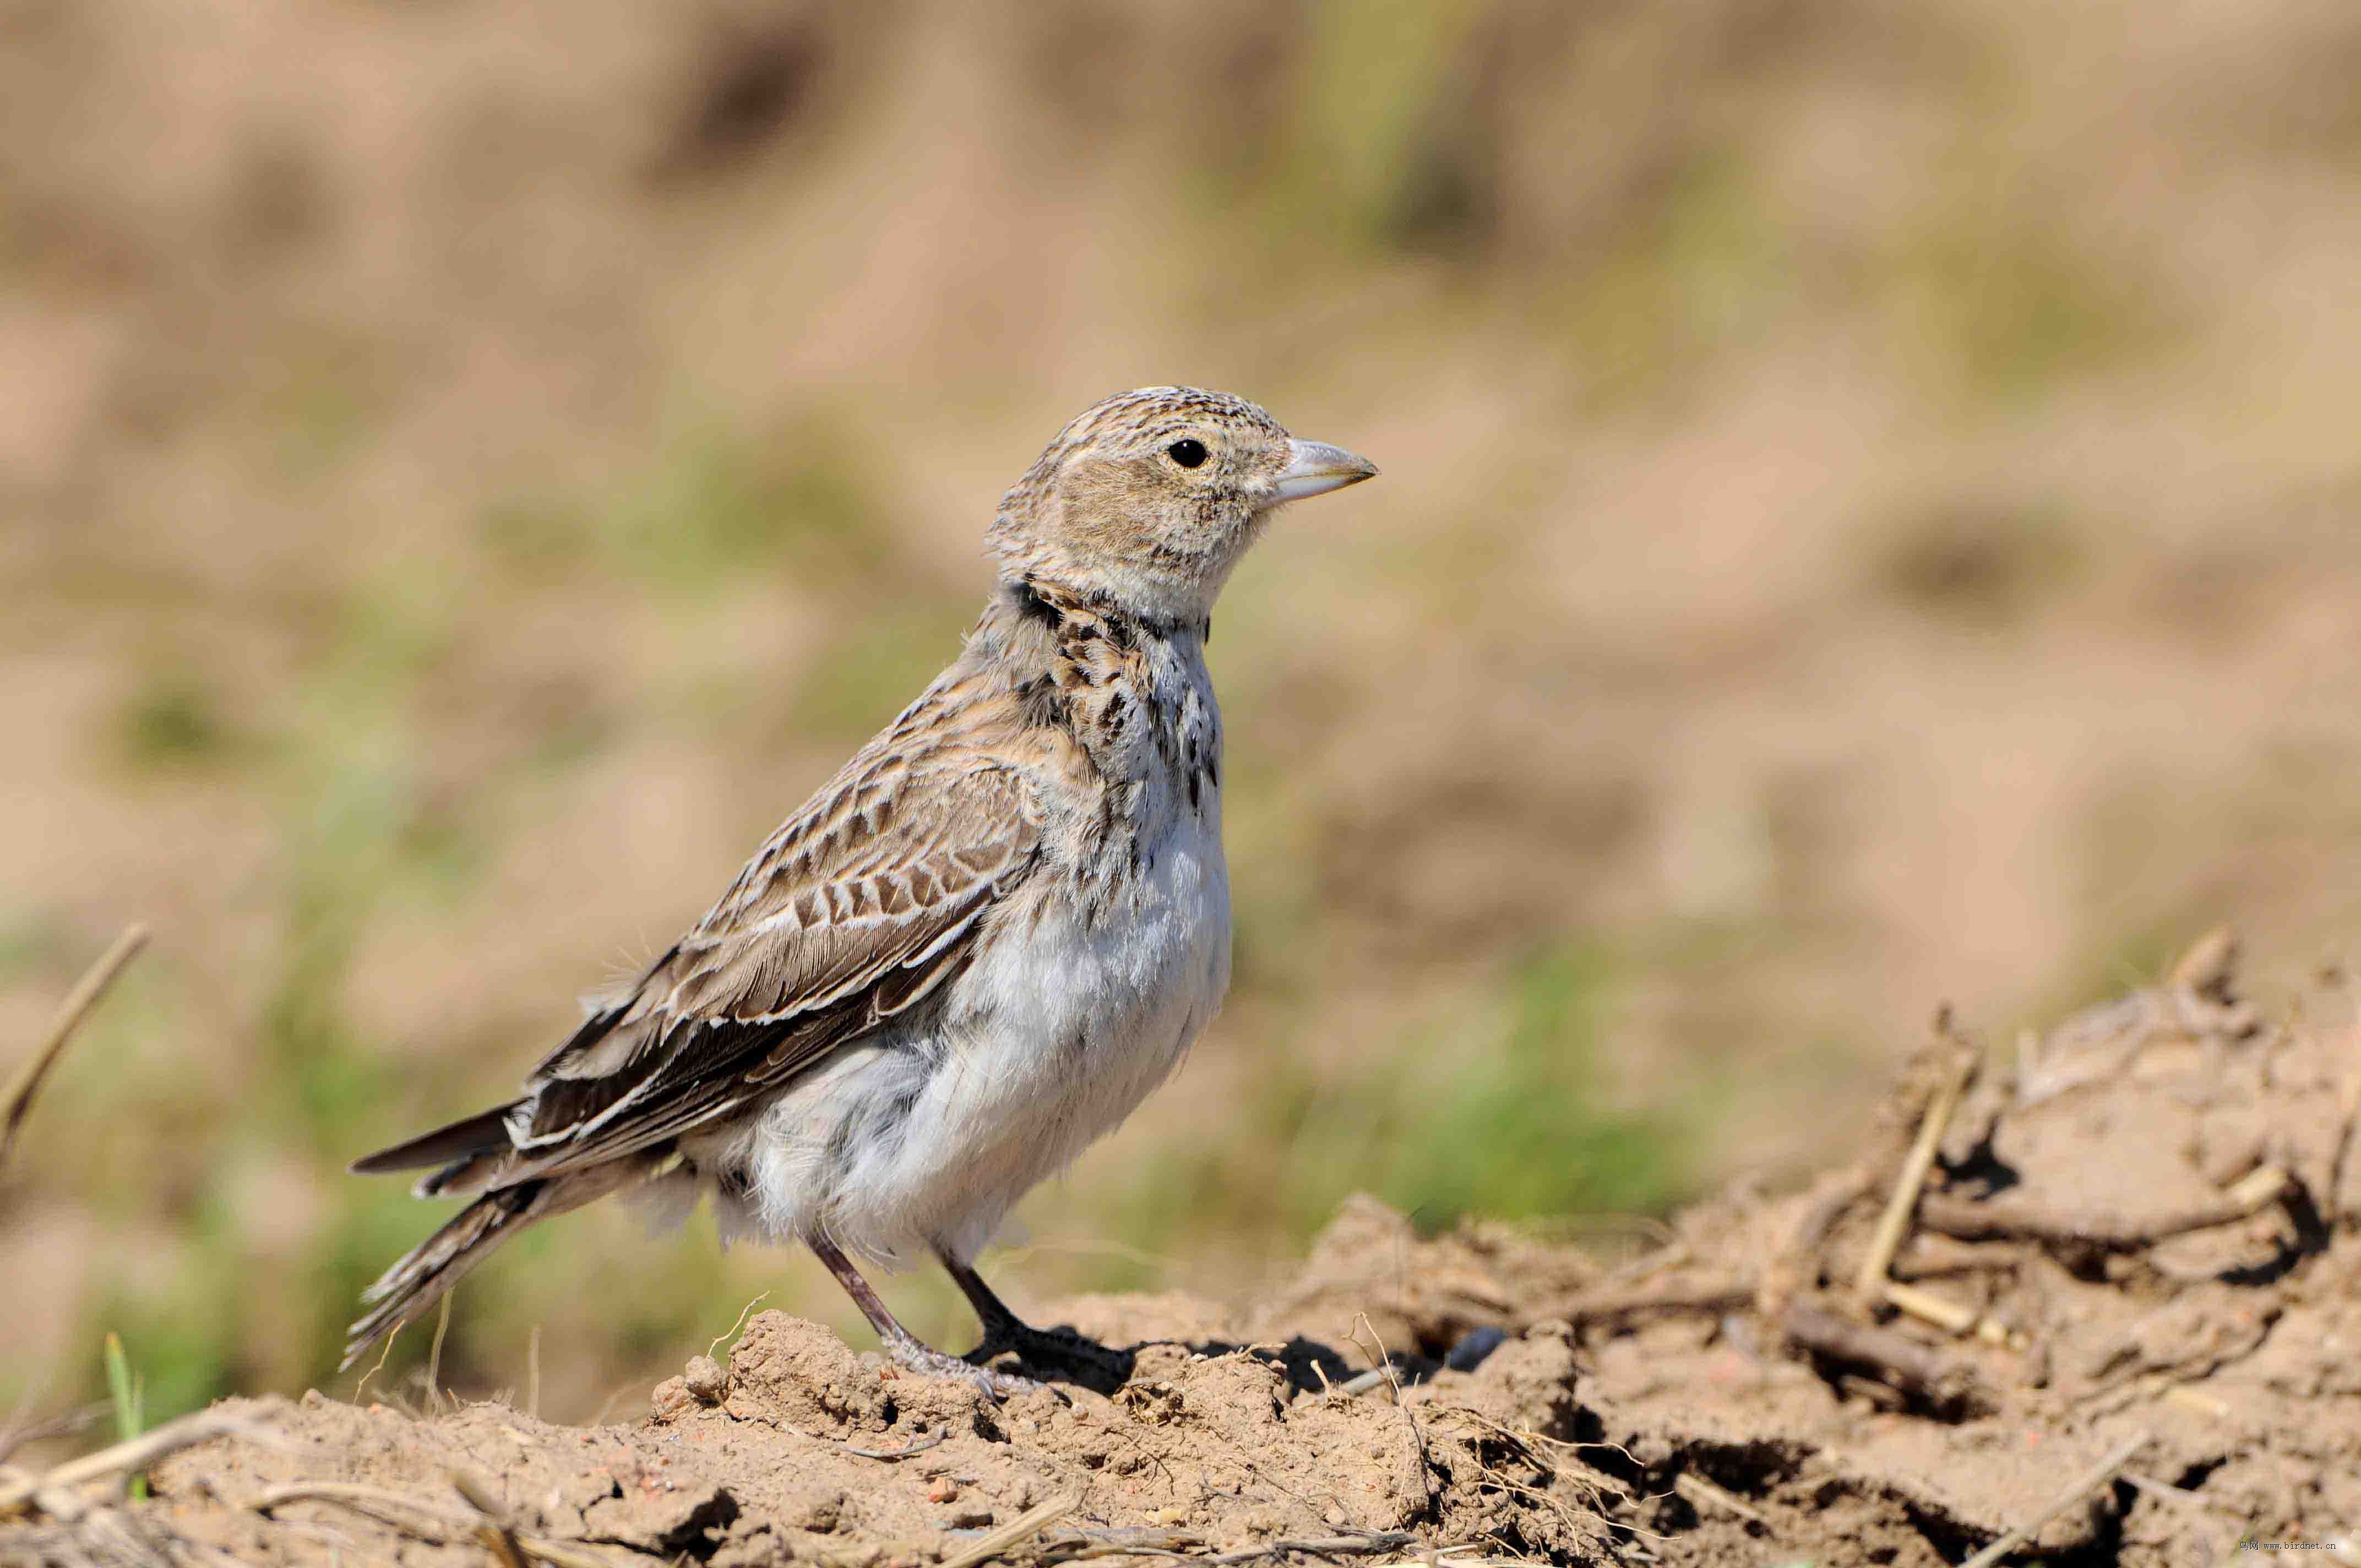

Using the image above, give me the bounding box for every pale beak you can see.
[1270,439,1379,503]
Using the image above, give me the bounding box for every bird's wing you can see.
[353,678,1045,1189]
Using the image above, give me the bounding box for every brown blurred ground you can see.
[6,0,2361,1424]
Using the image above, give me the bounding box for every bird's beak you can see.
[1271,439,1379,503]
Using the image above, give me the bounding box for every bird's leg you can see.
[940,1253,1133,1389]
[808,1235,1038,1398]
[941,1254,1030,1347]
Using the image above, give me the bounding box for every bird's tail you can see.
[340,1163,637,1370]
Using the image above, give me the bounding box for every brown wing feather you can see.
[345,644,1064,1365]
[353,671,1046,1194]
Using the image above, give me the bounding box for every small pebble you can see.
[927,1477,959,1505]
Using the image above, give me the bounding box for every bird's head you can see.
[990,386,1377,627]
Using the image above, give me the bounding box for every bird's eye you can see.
[1167,438,1209,469]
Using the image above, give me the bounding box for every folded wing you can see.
[361,750,1040,1191]
[344,698,1044,1363]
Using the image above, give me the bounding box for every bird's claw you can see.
[887,1336,1048,1401]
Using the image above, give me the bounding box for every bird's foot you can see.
[885,1332,1046,1401]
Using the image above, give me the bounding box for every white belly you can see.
[714,808,1232,1265]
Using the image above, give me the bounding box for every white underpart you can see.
[683,661,1232,1268]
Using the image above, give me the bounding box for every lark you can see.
[346,388,1376,1392]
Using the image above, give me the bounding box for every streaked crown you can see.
[989,386,1375,625]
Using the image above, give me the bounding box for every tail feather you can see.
[340,1163,639,1370]
[349,1105,518,1177]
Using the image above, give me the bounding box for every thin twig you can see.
[249,1480,641,1568]
[1880,1281,2019,1347]
[526,1324,542,1422]
[1325,1369,1392,1400]
[0,1402,110,1467]
[1209,1539,1407,1558]
[426,1289,454,1411]
[1,925,148,1177]
[1918,1167,2289,1250]
[1036,1528,1203,1562]
[839,1433,945,1461]
[1199,1531,1421,1565]
[1956,1430,2148,1568]
[2121,1471,2240,1518]
[451,1470,528,1568]
[1672,1471,1768,1526]
[0,1459,88,1522]
[0,1378,50,1468]
[1355,1313,1438,1522]
[708,1291,771,1360]
[0,1409,275,1511]
[1853,1042,1974,1310]
[1881,1280,1977,1335]
[937,1493,1079,1568]
[249,1480,458,1535]
[1558,1278,1754,1325]
[1889,1235,2026,1281]
[1038,1529,1423,1567]
[352,1325,400,1408]
[1781,1300,1980,1415]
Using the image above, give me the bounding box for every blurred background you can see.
[7,0,2361,1426]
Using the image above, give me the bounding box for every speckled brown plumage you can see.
[346,388,1376,1391]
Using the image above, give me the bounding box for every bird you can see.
[344,386,1377,1393]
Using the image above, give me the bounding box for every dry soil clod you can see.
[15,933,2361,1568]
[1955,1430,2150,1568]
[1917,1164,2292,1250]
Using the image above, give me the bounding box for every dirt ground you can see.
[8,932,2358,1568]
